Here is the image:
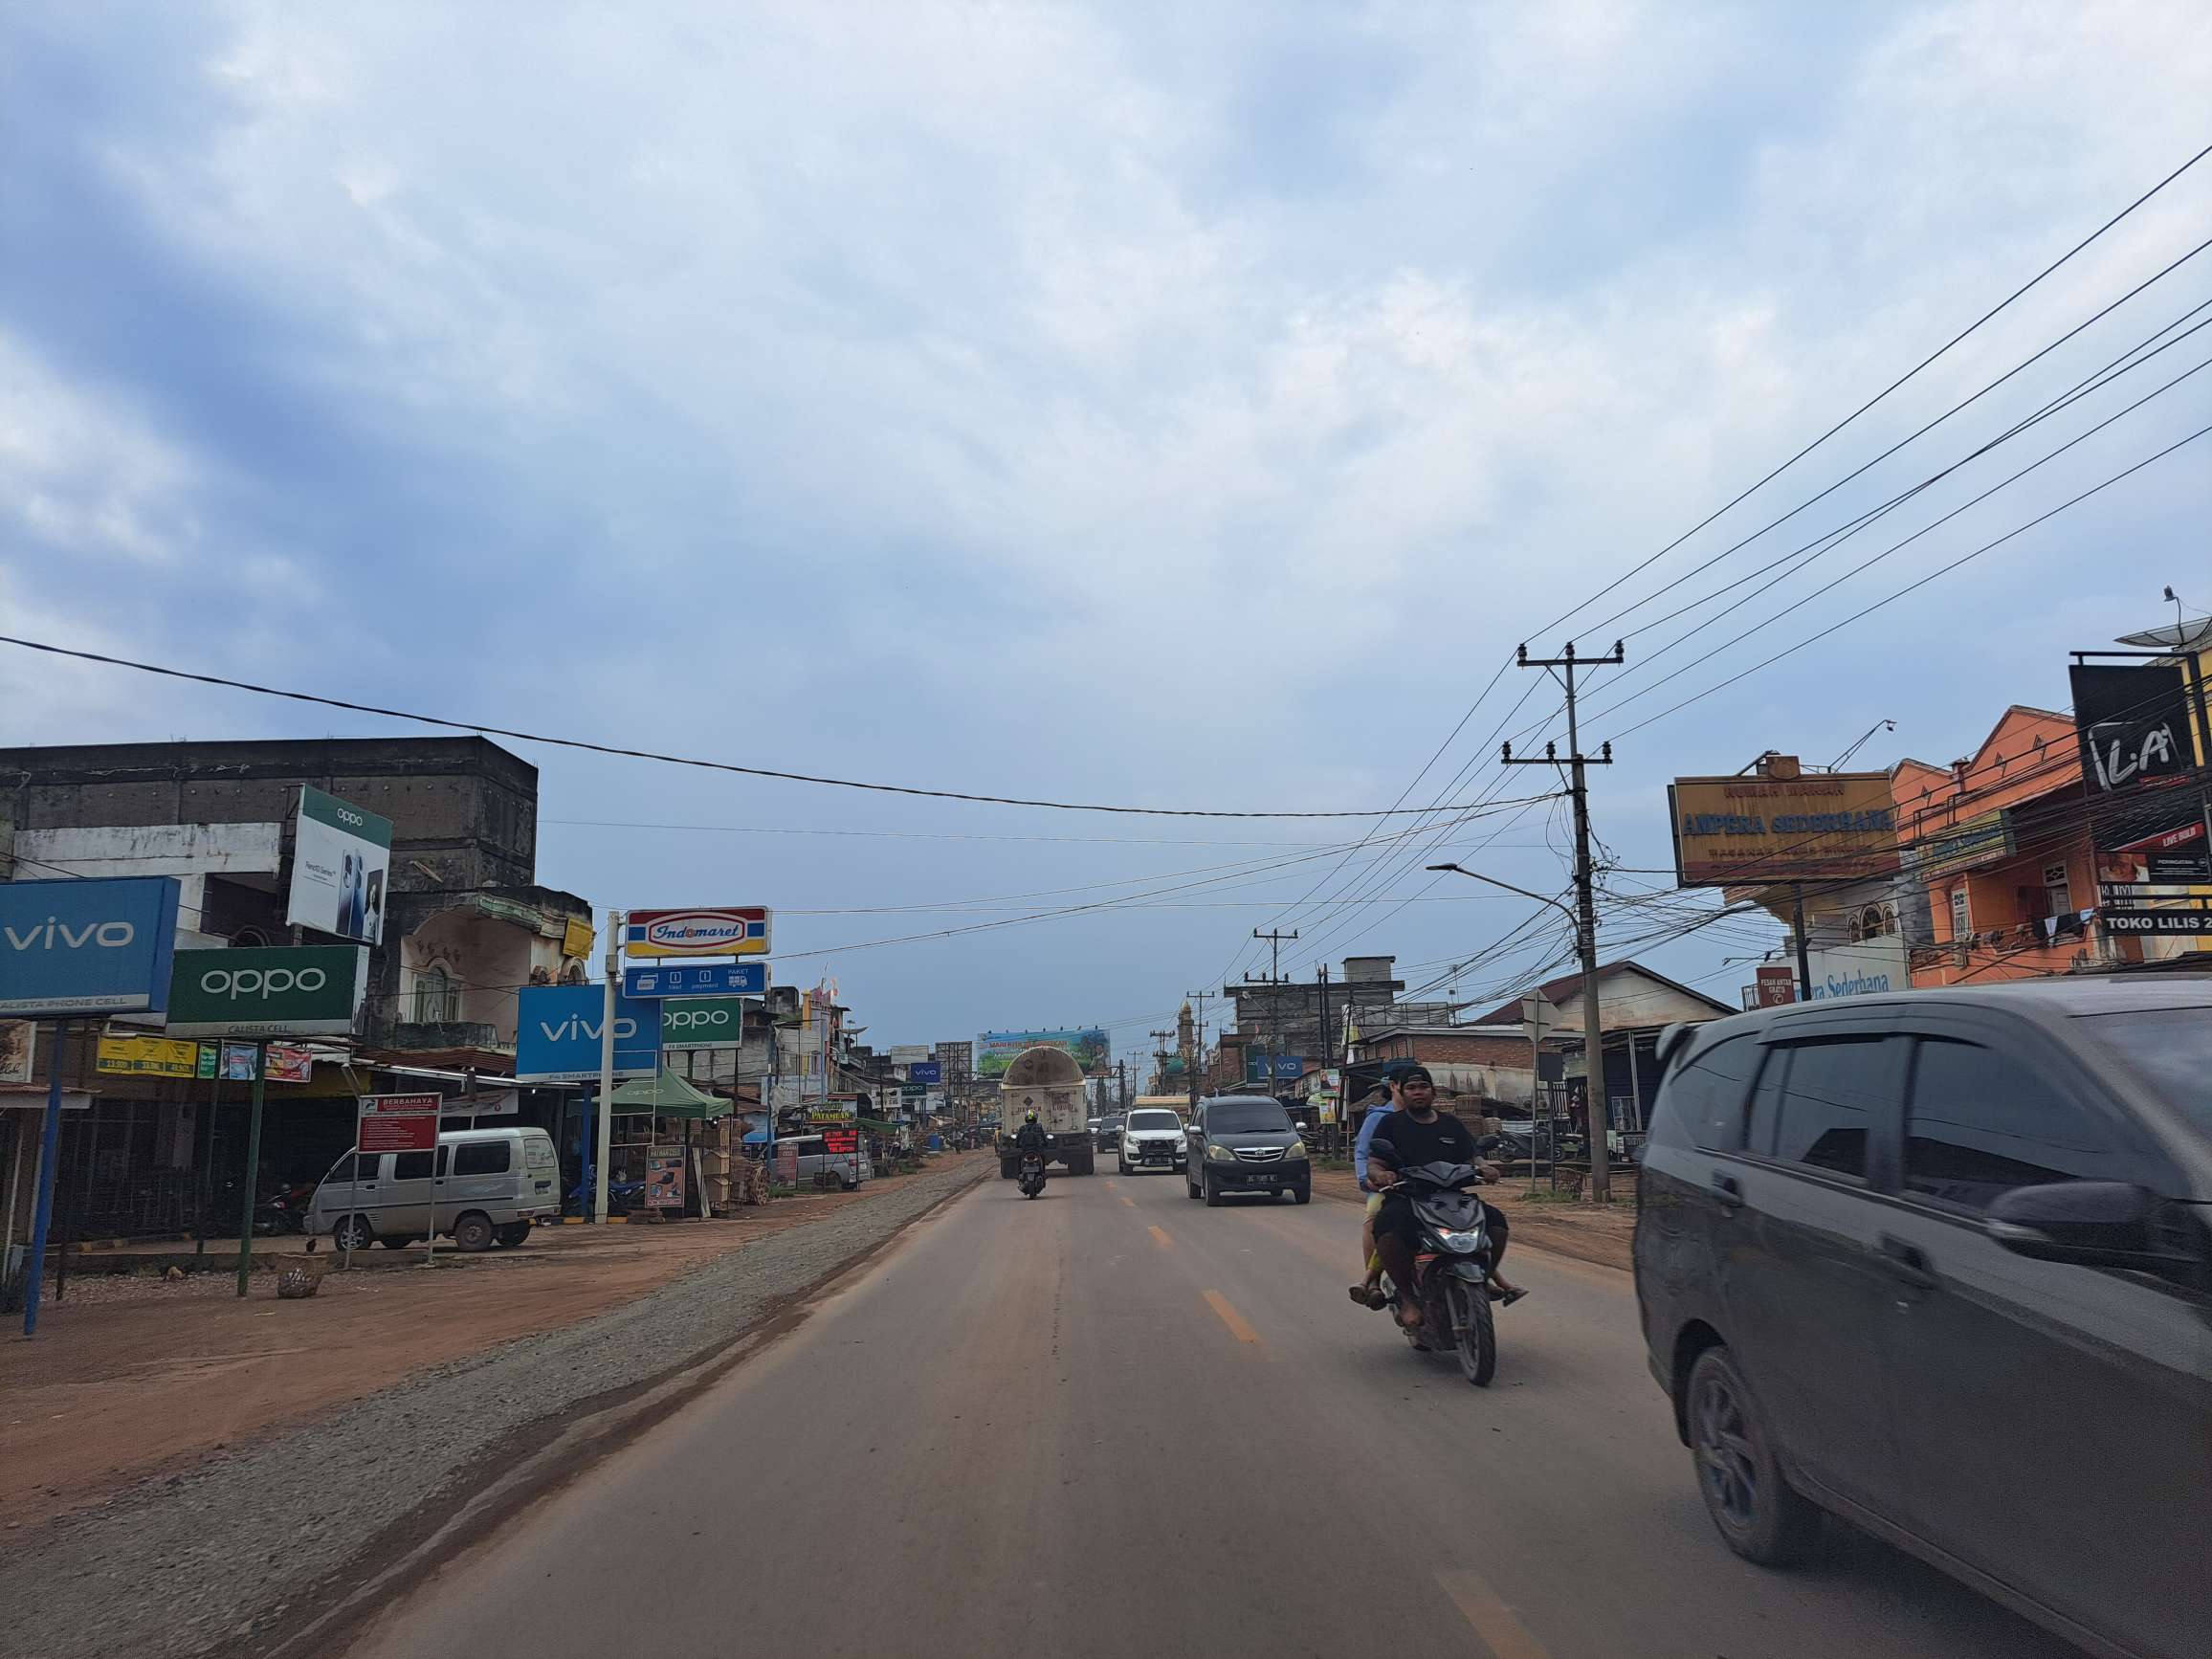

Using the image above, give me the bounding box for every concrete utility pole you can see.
[1183,989,1211,1111]
[1503,640,1623,1202]
[1245,927,1297,1094]
[1116,1059,1129,1112]
[1148,1029,1175,1095]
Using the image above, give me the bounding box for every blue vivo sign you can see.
[0,878,181,1017]
[906,1060,942,1085]
[622,962,767,998]
[514,984,662,1083]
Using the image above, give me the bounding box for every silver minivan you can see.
[775,1133,873,1190]
[310,1126,560,1251]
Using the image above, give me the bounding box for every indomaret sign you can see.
[1670,768,1900,887]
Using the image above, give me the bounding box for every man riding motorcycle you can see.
[1012,1109,1049,1156]
[1364,1069,1524,1323]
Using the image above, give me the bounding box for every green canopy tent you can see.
[606,1070,732,1120]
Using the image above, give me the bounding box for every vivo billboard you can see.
[0,877,182,1017]
[515,984,662,1082]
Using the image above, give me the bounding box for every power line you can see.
[0,636,1511,823]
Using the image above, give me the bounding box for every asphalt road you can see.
[346,1167,2079,1659]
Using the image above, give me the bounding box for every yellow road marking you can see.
[1203,1290,1262,1344]
[1434,1569,1552,1659]
[1119,1194,1136,1207]
[1148,1225,1172,1249]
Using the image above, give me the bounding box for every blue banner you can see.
[0,877,181,1017]
[515,984,662,1082]
[622,962,768,998]
[906,1060,942,1085]
[1243,1052,1306,1083]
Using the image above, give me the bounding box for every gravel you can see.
[0,1158,987,1659]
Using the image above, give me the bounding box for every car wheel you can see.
[492,1223,532,1248]
[1291,1184,1311,1205]
[1203,1177,1224,1207]
[452,1211,496,1253]
[333,1214,376,1252]
[378,1233,412,1250]
[1687,1346,1820,1565]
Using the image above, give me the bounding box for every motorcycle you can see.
[1016,1151,1048,1199]
[254,1180,319,1235]
[1371,1134,1506,1387]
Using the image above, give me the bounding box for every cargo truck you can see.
[996,1045,1095,1177]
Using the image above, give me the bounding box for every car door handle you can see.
[1710,1173,1743,1210]
[1877,1234,1936,1290]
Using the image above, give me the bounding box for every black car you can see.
[1094,1115,1124,1152]
[1184,1095,1310,1205]
[1633,978,2212,1659]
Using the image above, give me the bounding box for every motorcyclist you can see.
[1366,1069,1524,1325]
[1012,1110,1050,1158]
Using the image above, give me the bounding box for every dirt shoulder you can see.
[0,1155,984,1530]
[1309,1164,1635,1273]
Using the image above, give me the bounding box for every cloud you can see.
[2,0,2208,1037]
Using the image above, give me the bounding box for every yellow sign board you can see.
[562,917,596,961]
[1670,771,1900,887]
[97,1034,204,1079]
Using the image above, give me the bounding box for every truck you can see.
[996,1045,1095,1177]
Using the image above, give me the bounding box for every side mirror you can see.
[1476,1134,1503,1154]
[1369,1139,1397,1163]
[1984,1181,2167,1268]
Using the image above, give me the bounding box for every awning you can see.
[606,1071,731,1120]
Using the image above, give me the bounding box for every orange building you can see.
[1897,704,2183,986]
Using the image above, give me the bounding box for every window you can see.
[1664,1035,1761,1152]
[1950,886,1972,940]
[2043,861,2072,917]
[392,1151,433,1181]
[326,1153,376,1183]
[1204,1100,1292,1133]
[1126,1111,1181,1133]
[1905,1038,2130,1210]
[453,1140,510,1176]
[413,965,458,1024]
[1769,1038,1898,1181]
[2080,1008,2212,1139]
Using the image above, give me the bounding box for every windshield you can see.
[1205,1101,1291,1134]
[2078,1009,2212,1138]
[1127,1111,1181,1132]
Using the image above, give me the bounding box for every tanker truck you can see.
[997,1045,1095,1178]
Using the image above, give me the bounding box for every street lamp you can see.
[1427,862,1609,1197]
[1426,863,1577,926]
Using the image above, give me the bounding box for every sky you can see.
[4,1,2210,1060]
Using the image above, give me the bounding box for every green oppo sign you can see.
[657,996,746,1049]
[166,945,369,1038]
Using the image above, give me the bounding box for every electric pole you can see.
[1504,640,1623,1202]
[1183,989,1212,1111]
[1116,1058,1129,1112]
[1148,1029,1175,1095]
[1246,927,1297,1095]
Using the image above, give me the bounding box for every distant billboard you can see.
[1670,771,1899,887]
[975,1029,1109,1078]
[286,787,391,946]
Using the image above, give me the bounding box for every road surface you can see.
[347,1167,2077,1659]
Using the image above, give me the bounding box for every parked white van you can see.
[308,1126,559,1252]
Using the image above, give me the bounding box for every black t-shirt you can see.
[1371,1110,1476,1176]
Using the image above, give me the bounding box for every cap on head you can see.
[1024,1109,1038,1123]
[1393,1065,1434,1089]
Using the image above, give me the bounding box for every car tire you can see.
[1686,1346,1820,1565]
[378,1233,412,1250]
[1203,1177,1223,1207]
[492,1223,532,1249]
[332,1214,376,1252]
[1000,1158,1017,1181]
[1291,1184,1311,1205]
[452,1212,496,1253]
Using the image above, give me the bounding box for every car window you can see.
[1204,1100,1291,1133]
[1666,1034,1760,1152]
[1903,1038,2131,1212]
[392,1150,432,1181]
[1766,1037,1897,1182]
[2075,1008,2212,1139]
[1126,1111,1180,1132]
[453,1139,511,1176]
[325,1153,373,1183]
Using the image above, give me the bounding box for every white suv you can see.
[1117,1108,1187,1175]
